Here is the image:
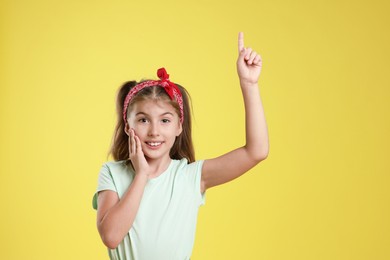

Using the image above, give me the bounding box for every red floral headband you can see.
[123,68,184,124]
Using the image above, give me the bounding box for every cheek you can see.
[132,126,144,136]
[127,122,142,135]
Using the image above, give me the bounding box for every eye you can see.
[138,118,148,123]
[162,119,171,123]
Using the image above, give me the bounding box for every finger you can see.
[248,51,258,65]
[130,129,136,155]
[244,47,252,60]
[128,130,133,155]
[135,135,143,154]
[238,32,245,53]
[253,54,262,65]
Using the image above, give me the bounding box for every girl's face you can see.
[126,99,182,162]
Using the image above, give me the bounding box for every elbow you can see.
[98,225,124,250]
[249,147,269,164]
[255,150,269,163]
[106,242,120,250]
[101,233,122,250]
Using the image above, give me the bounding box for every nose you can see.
[147,122,160,137]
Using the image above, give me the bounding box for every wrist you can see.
[134,171,150,181]
[240,80,259,89]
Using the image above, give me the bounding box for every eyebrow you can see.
[135,112,174,117]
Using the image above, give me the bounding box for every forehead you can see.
[129,99,177,115]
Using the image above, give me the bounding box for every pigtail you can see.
[109,81,137,161]
[169,85,195,163]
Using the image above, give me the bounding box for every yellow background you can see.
[1,0,389,259]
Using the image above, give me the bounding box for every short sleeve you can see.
[92,163,117,210]
[196,160,206,205]
[184,160,205,206]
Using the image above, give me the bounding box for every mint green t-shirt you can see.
[93,159,205,260]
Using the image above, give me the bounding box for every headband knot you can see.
[157,68,177,102]
[123,67,184,124]
[157,68,169,81]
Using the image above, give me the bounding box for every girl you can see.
[93,32,269,259]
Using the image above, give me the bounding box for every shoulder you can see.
[103,160,127,168]
[99,160,133,178]
[102,160,129,171]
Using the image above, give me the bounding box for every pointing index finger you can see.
[238,32,244,53]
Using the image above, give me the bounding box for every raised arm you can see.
[201,32,269,192]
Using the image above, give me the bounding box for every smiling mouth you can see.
[146,142,163,147]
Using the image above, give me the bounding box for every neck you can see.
[145,155,172,178]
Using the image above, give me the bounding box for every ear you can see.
[124,122,131,136]
[176,122,183,137]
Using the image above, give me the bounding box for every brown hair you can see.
[109,80,195,163]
